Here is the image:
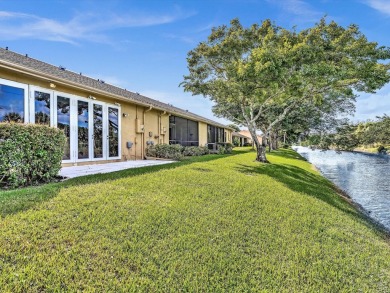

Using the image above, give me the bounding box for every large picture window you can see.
[0,79,28,123]
[169,115,199,146]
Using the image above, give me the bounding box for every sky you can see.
[0,0,389,126]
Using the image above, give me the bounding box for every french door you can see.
[30,86,120,163]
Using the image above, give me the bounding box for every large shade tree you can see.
[257,91,356,150]
[181,18,390,162]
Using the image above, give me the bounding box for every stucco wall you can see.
[198,121,208,146]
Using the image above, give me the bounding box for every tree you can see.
[181,18,390,162]
[227,124,240,132]
[257,90,356,150]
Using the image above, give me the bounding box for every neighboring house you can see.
[0,48,233,166]
[232,132,249,146]
[232,130,263,147]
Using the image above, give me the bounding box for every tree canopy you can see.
[181,18,390,162]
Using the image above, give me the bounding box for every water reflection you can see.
[294,146,390,230]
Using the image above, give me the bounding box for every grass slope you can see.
[0,148,389,291]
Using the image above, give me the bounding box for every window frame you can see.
[29,86,54,127]
[0,78,29,123]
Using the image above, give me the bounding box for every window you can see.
[34,91,51,125]
[56,95,71,160]
[207,125,226,143]
[108,106,119,157]
[169,115,199,146]
[77,100,89,159]
[0,79,28,123]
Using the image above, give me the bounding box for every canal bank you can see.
[294,146,390,232]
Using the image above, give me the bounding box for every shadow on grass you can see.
[235,161,390,237]
[236,163,356,215]
[0,150,246,218]
[267,148,307,161]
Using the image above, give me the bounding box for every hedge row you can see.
[146,144,210,160]
[146,143,233,160]
[0,123,66,188]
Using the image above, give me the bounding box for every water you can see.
[293,146,390,230]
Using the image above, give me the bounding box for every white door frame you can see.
[54,92,75,164]
[106,104,121,160]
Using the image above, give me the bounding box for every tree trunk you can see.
[275,131,279,150]
[248,123,269,163]
[272,132,278,150]
[268,135,272,152]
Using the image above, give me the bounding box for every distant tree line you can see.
[303,114,390,153]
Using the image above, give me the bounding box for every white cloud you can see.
[0,8,194,45]
[266,0,322,21]
[364,0,390,16]
[353,84,390,121]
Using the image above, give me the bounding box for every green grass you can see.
[1,148,390,291]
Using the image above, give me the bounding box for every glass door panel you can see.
[34,91,51,125]
[93,103,104,159]
[77,100,89,160]
[57,96,71,160]
[108,106,119,158]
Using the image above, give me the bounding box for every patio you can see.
[60,160,175,179]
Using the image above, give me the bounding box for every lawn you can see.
[0,148,389,291]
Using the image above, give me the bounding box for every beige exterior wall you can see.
[225,129,232,143]
[198,122,208,146]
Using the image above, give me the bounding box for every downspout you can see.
[143,106,153,159]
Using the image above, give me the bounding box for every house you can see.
[0,48,233,166]
[232,130,263,147]
[232,132,249,146]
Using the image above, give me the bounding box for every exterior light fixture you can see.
[122,113,129,117]
[49,82,56,88]
[88,95,96,100]
[114,102,121,106]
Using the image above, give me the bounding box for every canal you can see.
[294,146,390,230]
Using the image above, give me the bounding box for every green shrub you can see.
[146,144,184,160]
[183,146,209,156]
[146,144,212,160]
[225,143,233,154]
[218,146,226,154]
[0,123,66,188]
[216,143,233,154]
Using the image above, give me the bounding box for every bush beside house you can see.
[0,123,66,188]
[146,144,216,160]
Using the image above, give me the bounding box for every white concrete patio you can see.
[60,160,175,179]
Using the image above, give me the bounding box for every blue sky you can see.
[0,0,389,125]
